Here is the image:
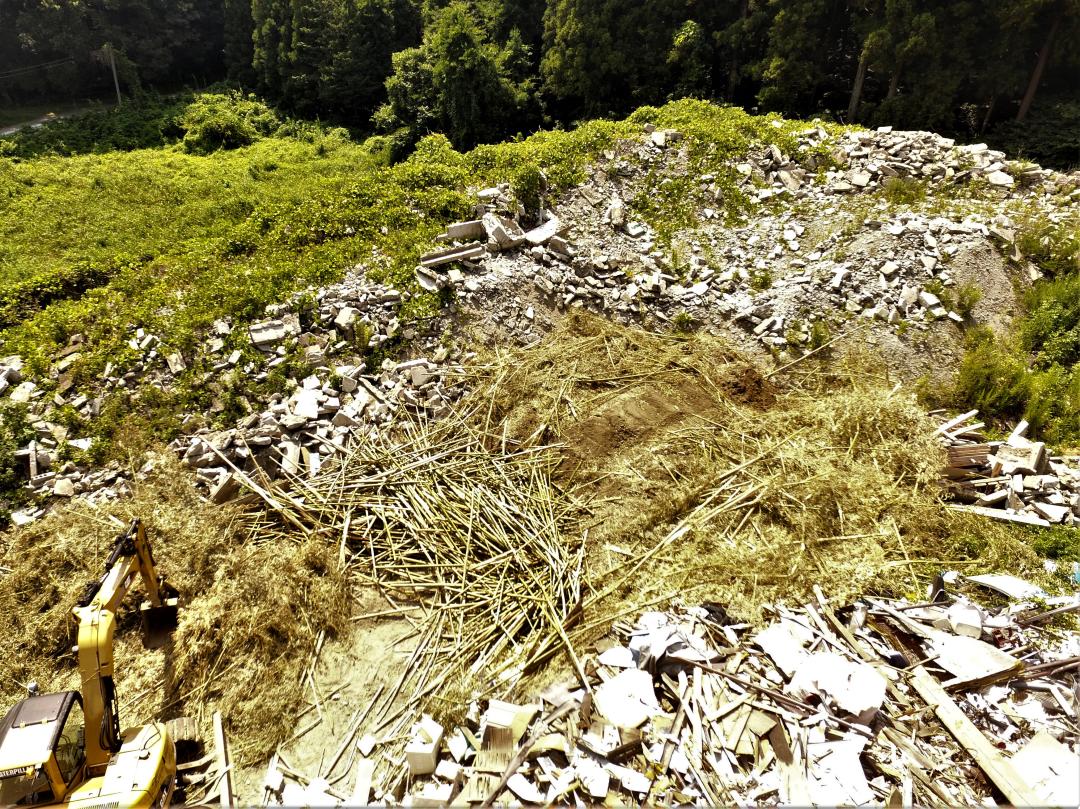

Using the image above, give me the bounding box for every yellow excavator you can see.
[0,519,182,807]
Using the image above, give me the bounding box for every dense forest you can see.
[1,0,1079,163]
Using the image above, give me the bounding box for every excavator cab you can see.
[0,692,86,806]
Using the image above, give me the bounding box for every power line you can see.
[0,56,76,81]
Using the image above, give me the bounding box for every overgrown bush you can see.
[944,326,1080,446]
[178,92,281,154]
[1023,273,1080,367]
[882,176,927,205]
[0,97,186,158]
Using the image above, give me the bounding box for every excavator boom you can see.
[73,519,178,770]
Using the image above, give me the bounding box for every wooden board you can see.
[907,667,1041,807]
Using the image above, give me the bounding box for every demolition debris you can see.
[264,584,1079,807]
[940,410,1080,527]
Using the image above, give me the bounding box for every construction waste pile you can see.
[417,124,1075,354]
[940,410,1080,529]
[263,582,1079,807]
[2,122,1079,525]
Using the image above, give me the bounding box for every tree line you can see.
[2,0,1078,160]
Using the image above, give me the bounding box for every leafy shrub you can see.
[951,328,1030,420]
[989,100,1080,169]
[1016,218,1080,278]
[0,259,131,329]
[511,162,543,222]
[953,283,983,319]
[1022,273,1080,367]
[946,326,1080,445]
[0,97,187,157]
[178,92,281,154]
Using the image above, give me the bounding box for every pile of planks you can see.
[937,410,1080,527]
[267,582,1078,806]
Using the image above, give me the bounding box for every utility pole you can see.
[105,44,121,107]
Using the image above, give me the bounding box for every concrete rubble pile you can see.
[265,583,1079,807]
[1,269,467,523]
[1,353,134,525]
[171,274,468,504]
[940,410,1080,528]
[419,122,1077,353]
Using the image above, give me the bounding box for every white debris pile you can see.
[940,410,1080,527]
[265,583,1078,807]
[418,122,1076,353]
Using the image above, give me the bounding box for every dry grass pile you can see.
[465,314,1056,630]
[0,455,344,763]
[243,413,580,741]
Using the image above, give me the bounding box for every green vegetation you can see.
[881,176,927,206]
[933,203,1080,446]
[373,2,534,151]
[3,1,1078,166]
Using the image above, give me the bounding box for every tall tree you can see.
[755,0,853,115]
[224,0,257,85]
[376,1,528,148]
[668,20,714,99]
[321,0,423,122]
[541,0,727,117]
[1012,0,1078,121]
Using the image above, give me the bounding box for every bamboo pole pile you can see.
[241,412,583,738]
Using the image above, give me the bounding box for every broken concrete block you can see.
[847,169,872,187]
[291,389,322,421]
[250,320,289,347]
[1032,501,1070,523]
[605,196,626,228]
[918,290,941,308]
[420,242,485,269]
[405,715,444,776]
[9,381,36,403]
[280,440,302,475]
[334,307,359,330]
[210,472,242,504]
[415,266,443,291]
[481,212,525,249]
[444,220,486,241]
[166,352,186,374]
[53,478,75,497]
[998,441,1049,475]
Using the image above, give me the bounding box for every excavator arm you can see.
[71,520,178,773]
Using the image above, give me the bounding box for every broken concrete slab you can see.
[523,216,562,247]
[443,220,486,241]
[482,212,526,249]
[419,242,485,269]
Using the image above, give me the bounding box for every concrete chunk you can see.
[250,319,289,347]
[523,216,561,246]
[420,242,485,268]
[481,213,526,249]
[443,220,486,241]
